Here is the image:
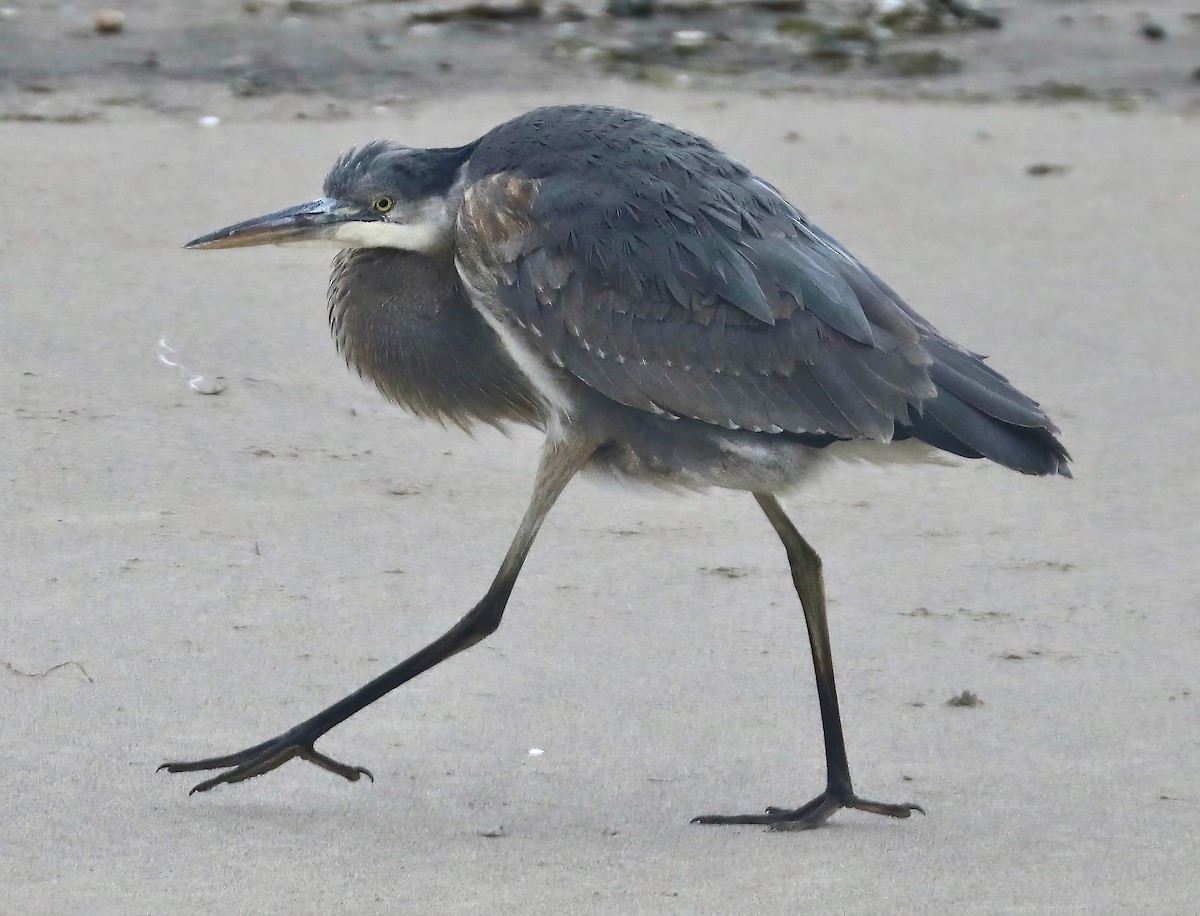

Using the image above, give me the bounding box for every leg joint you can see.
[460,585,511,643]
[788,541,821,575]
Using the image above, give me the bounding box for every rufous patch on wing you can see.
[462,173,539,250]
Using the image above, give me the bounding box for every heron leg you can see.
[692,493,923,830]
[160,433,597,794]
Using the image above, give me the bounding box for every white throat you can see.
[329,197,453,253]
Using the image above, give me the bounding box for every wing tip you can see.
[903,391,1072,478]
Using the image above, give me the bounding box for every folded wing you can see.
[453,106,1070,476]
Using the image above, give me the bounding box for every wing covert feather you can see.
[456,176,932,438]
[451,105,1069,474]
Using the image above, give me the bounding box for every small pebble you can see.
[671,29,712,51]
[288,0,344,14]
[1139,21,1166,41]
[191,377,228,396]
[1026,162,1069,177]
[607,0,654,16]
[93,9,125,34]
[198,115,221,127]
[946,689,982,708]
[528,747,544,756]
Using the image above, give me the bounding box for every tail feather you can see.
[924,339,1048,428]
[898,342,1071,477]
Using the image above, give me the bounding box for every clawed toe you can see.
[693,790,923,830]
[159,735,372,794]
[297,746,373,783]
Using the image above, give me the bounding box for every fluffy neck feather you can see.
[327,247,542,430]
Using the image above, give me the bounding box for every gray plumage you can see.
[328,247,540,429]
[165,104,1070,829]
[315,105,1068,479]
[450,106,1068,476]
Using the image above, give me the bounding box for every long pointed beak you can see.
[185,198,374,250]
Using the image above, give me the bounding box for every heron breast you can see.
[327,248,542,429]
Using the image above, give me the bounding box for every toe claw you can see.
[694,790,924,830]
[161,733,374,793]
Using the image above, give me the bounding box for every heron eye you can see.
[373,197,395,214]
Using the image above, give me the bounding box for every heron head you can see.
[185,141,475,254]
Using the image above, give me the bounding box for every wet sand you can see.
[4,0,1200,116]
[3,86,1199,912]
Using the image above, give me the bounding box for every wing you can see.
[453,106,1069,475]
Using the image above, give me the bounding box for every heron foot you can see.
[691,789,923,830]
[158,729,373,794]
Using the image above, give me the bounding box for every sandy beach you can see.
[2,8,1199,911]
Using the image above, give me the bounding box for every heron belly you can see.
[825,437,961,468]
[579,399,831,494]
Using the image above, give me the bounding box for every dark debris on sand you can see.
[2,1,1197,115]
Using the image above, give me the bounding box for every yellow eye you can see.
[373,197,394,214]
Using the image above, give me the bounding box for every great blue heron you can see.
[162,104,1070,829]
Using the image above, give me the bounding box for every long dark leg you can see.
[693,493,923,829]
[160,434,597,794]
